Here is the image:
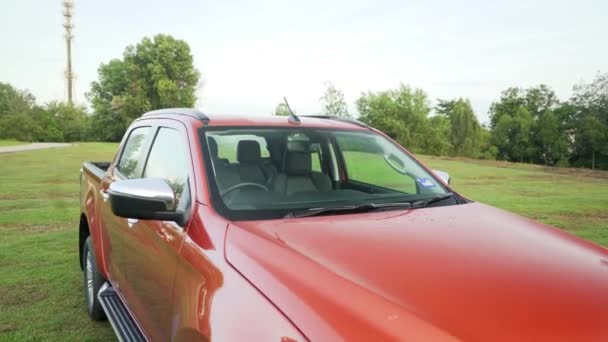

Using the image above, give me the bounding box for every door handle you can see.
[127,218,139,228]
[100,189,109,202]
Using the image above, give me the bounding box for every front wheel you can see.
[82,236,106,321]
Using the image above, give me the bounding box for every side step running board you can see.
[98,283,147,342]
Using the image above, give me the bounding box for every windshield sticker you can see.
[416,178,436,187]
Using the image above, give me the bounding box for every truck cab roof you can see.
[138,107,370,130]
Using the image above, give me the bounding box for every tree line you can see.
[279,74,608,170]
[0,86,89,142]
[1,34,607,170]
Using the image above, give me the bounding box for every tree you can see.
[0,83,39,141]
[423,115,451,156]
[273,102,292,116]
[356,84,431,152]
[87,34,200,141]
[435,98,482,157]
[524,84,559,117]
[489,88,526,130]
[535,108,570,165]
[320,82,349,117]
[488,85,565,164]
[0,82,36,118]
[478,125,498,160]
[526,85,565,165]
[511,107,534,162]
[43,101,90,142]
[569,73,608,169]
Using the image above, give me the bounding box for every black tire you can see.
[82,236,106,321]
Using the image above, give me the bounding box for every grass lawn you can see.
[418,155,608,245]
[1,143,607,340]
[0,143,118,341]
[0,140,29,148]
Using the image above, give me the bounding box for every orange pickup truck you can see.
[79,108,608,341]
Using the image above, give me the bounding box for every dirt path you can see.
[0,143,72,154]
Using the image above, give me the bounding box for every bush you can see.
[0,83,90,142]
[0,113,37,141]
[555,159,570,168]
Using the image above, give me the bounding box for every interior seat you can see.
[208,137,239,190]
[272,150,331,195]
[208,137,229,167]
[236,140,269,185]
[262,142,281,181]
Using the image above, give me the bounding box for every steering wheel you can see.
[220,182,269,197]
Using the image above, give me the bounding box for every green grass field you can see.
[0,143,118,341]
[1,142,607,341]
[0,140,28,148]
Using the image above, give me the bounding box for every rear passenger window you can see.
[144,128,190,206]
[117,126,151,179]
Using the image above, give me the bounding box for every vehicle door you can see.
[99,125,153,290]
[121,120,194,341]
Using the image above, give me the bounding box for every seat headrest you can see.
[237,140,262,164]
[287,140,309,152]
[286,151,312,176]
[208,137,219,159]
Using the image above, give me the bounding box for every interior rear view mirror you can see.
[384,153,407,174]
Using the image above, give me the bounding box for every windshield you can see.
[201,127,453,220]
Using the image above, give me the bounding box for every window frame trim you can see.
[198,126,453,221]
[138,120,196,229]
[115,125,155,180]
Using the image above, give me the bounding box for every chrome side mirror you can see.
[432,170,451,185]
[108,178,185,225]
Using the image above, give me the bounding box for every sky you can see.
[1,0,607,124]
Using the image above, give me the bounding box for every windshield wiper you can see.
[284,193,456,219]
[284,202,413,219]
[411,192,455,208]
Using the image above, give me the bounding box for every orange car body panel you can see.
[81,114,608,341]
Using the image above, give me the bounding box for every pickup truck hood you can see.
[225,202,608,341]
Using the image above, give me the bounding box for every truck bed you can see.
[82,161,110,181]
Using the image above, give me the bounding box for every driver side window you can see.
[336,136,416,193]
[143,128,190,208]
